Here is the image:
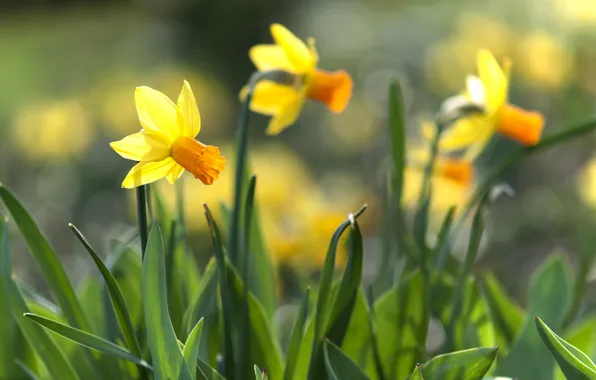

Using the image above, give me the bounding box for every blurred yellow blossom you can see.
[13,99,94,161]
[555,0,596,25]
[439,49,545,160]
[155,143,367,270]
[576,156,596,208]
[111,81,225,188]
[515,31,573,90]
[405,120,474,222]
[242,23,353,135]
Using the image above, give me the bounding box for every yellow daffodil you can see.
[440,49,545,160]
[110,80,225,189]
[243,23,353,135]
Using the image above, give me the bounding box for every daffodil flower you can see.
[243,23,353,135]
[110,81,225,189]
[439,49,545,160]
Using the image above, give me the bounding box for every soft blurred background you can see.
[3,0,596,307]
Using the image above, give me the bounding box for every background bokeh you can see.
[3,0,596,307]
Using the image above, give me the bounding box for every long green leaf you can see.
[183,318,204,380]
[411,347,498,380]
[0,185,91,332]
[324,340,371,380]
[0,217,79,380]
[555,318,596,380]
[197,358,225,380]
[143,225,192,380]
[283,288,311,380]
[536,316,596,380]
[15,360,41,380]
[308,205,367,379]
[388,80,406,221]
[310,221,365,377]
[23,313,151,369]
[0,215,18,378]
[69,224,142,358]
[204,204,236,379]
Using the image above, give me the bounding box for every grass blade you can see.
[0,217,79,380]
[0,185,91,332]
[143,225,192,380]
[24,313,151,369]
[323,340,371,380]
[183,318,204,380]
[136,185,149,256]
[69,224,142,358]
[308,205,367,379]
[283,288,310,380]
[535,316,596,380]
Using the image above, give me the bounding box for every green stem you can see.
[136,185,149,258]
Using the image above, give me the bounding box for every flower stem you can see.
[136,185,149,259]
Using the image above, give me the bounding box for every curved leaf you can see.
[414,347,498,380]
[183,318,204,380]
[535,316,596,380]
[324,340,370,380]
[23,313,151,370]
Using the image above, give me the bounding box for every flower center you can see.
[170,136,225,185]
[496,103,544,146]
[436,159,473,186]
[306,69,353,112]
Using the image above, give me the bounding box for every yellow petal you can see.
[477,49,508,113]
[249,44,294,72]
[166,163,185,184]
[121,157,177,189]
[462,126,495,161]
[439,117,494,152]
[266,97,305,135]
[177,80,201,138]
[465,76,485,105]
[249,80,301,116]
[110,131,171,162]
[135,86,180,143]
[271,23,316,73]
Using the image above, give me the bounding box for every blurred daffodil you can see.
[439,49,545,160]
[242,23,353,135]
[110,81,225,189]
[405,120,474,220]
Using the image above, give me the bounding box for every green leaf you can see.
[310,221,365,377]
[23,313,151,370]
[284,288,310,380]
[388,80,406,218]
[143,225,192,380]
[555,318,596,380]
[0,217,79,380]
[324,340,371,380]
[536,316,596,380]
[308,206,367,379]
[479,272,524,350]
[183,259,219,365]
[0,216,18,378]
[341,290,373,374]
[69,224,142,359]
[431,205,456,271]
[0,185,91,332]
[197,358,225,380]
[254,365,268,380]
[496,254,573,380]
[375,270,429,380]
[16,360,42,380]
[183,318,204,380]
[219,200,276,319]
[411,347,498,380]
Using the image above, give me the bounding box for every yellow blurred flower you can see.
[555,0,596,25]
[516,31,573,90]
[577,156,596,208]
[242,23,353,135]
[404,121,474,222]
[439,49,545,160]
[154,143,366,270]
[110,81,225,189]
[13,99,94,161]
